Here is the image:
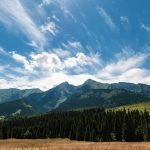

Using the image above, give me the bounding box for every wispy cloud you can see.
[97,50,150,84]
[97,7,116,31]
[0,47,6,54]
[40,22,58,36]
[39,0,53,8]
[141,24,150,33]
[99,53,148,77]
[0,0,46,49]
[120,16,129,28]
[54,48,71,58]
[62,41,84,54]
[0,46,150,90]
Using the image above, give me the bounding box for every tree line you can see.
[0,108,150,142]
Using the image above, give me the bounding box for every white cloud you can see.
[30,52,62,72]
[54,48,71,58]
[81,23,93,37]
[62,41,84,53]
[40,22,57,36]
[0,47,5,54]
[39,0,53,8]
[64,53,100,69]
[52,15,60,22]
[10,50,100,74]
[58,2,77,23]
[1,47,150,90]
[0,73,97,91]
[11,51,33,72]
[0,50,101,90]
[0,0,46,49]
[141,24,150,33]
[98,68,150,85]
[97,7,116,31]
[0,66,4,72]
[26,41,39,50]
[120,16,129,27]
[99,53,148,78]
[95,51,150,86]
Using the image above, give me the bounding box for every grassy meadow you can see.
[0,139,150,150]
[111,102,150,113]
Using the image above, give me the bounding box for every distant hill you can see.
[0,99,40,117]
[0,82,77,117]
[110,82,150,97]
[0,88,42,104]
[55,89,150,111]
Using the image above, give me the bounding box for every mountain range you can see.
[0,79,150,117]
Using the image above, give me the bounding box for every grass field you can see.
[0,139,150,150]
[111,102,150,113]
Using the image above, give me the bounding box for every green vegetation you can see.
[56,89,150,111]
[112,102,150,113]
[0,99,40,117]
[1,108,150,142]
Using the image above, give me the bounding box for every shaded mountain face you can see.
[0,82,77,117]
[0,79,150,117]
[55,80,150,111]
[0,88,42,104]
[110,82,150,96]
[25,82,77,111]
[0,99,40,117]
[78,79,150,97]
[55,89,150,111]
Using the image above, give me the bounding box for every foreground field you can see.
[0,139,150,150]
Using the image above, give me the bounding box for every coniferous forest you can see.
[0,108,150,142]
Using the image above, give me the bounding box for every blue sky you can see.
[0,0,150,90]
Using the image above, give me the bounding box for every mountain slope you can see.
[56,89,150,111]
[111,82,150,97]
[0,88,42,104]
[0,99,40,117]
[25,82,77,111]
[1,79,150,116]
[81,79,150,96]
[0,82,77,116]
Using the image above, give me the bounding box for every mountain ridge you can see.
[0,79,150,117]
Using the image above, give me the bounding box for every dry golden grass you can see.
[0,139,150,150]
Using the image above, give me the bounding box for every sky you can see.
[0,0,150,90]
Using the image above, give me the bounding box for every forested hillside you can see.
[56,89,150,111]
[1,108,150,142]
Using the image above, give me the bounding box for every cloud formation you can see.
[0,47,148,90]
[120,16,129,28]
[0,0,46,49]
[11,51,100,74]
[141,24,150,33]
[97,7,116,31]
[40,22,58,36]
